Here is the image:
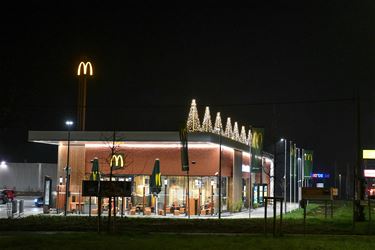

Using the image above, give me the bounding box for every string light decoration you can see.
[224,117,233,138]
[240,126,247,144]
[214,112,223,134]
[186,99,201,132]
[185,99,253,146]
[201,106,213,132]
[233,122,240,141]
[247,128,252,146]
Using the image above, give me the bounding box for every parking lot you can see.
[0,196,43,218]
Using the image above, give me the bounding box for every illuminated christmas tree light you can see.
[186,99,201,132]
[240,126,247,144]
[201,106,213,132]
[233,122,240,141]
[247,129,252,146]
[185,99,253,146]
[224,117,233,138]
[214,112,223,134]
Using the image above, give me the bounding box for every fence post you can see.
[280,198,283,236]
[273,199,276,237]
[264,197,267,236]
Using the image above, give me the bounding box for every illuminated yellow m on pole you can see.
[110,154,124,168]
[304,153,313,161]
[155,173,161,186]
[77,61,93,76]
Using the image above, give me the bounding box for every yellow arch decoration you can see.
[110,154,124,168]
[77,61,93,76]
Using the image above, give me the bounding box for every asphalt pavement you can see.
[0,196,43,218]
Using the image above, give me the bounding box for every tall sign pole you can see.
[77,61,93,131]
[64,120,73,216]
[354,90,365,222]
[179,126,190,218]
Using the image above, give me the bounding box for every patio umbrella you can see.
[90,157,100,181]
[150,159,162,195]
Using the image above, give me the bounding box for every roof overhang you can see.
[28,131,252,153]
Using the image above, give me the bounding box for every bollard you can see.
[7,202,12,218]
[12,200,17,216]
[19,200,24,217]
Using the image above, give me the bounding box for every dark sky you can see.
[0,3,374,175]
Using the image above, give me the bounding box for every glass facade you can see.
[84,174,229,216]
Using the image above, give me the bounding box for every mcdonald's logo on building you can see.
[110,154,124,169]
[77,61,93,76]
[304,153,313,161]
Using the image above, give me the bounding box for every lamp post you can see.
[164,179,168,216]
[57,176,63,214]
[64,120,73,216]
[211,180,215,216]
[281,138,287,213]
[215,127,222,219]
[339,174,342,200]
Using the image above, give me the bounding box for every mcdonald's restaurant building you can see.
[29,131,273,215]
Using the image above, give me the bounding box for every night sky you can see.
[1,3,374,177]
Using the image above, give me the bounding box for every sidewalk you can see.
[1,202,299,219]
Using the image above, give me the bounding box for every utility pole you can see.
[354,90,365,222]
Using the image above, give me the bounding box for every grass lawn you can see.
[0,201,373,236]
[1,232,375,250]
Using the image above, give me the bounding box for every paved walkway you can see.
[1,200,299,219]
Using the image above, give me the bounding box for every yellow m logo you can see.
[77,61,93,76]
[155,173,161,186]
[252,131,263,150]
[110,154,124,168]
[305,154,313,161]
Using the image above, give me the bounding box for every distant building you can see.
[0,162,57,194]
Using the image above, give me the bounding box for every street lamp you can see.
[164,179,168,216]
[211,180,215,216]
[0,161,7,170]
[339,174,342,200]
[215,127,222,219]
[280,138,287,213]
[64,120,74,216]
[57,176,63,214]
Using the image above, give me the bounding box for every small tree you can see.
[101,130,132,232]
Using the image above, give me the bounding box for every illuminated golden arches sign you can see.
[77,61,93,76]
[304,153,313,161]
[110,154,124,168]
[251,131,263,150]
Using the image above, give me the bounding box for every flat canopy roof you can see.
[28,131,253,153]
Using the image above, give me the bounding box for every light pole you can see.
[64,120,73,216]
[281,138,287,213]
[164,179,168,216]
[215,127,222,219]
[57,176,63,214]
[211,180,215,216]
[339,174,342,200]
